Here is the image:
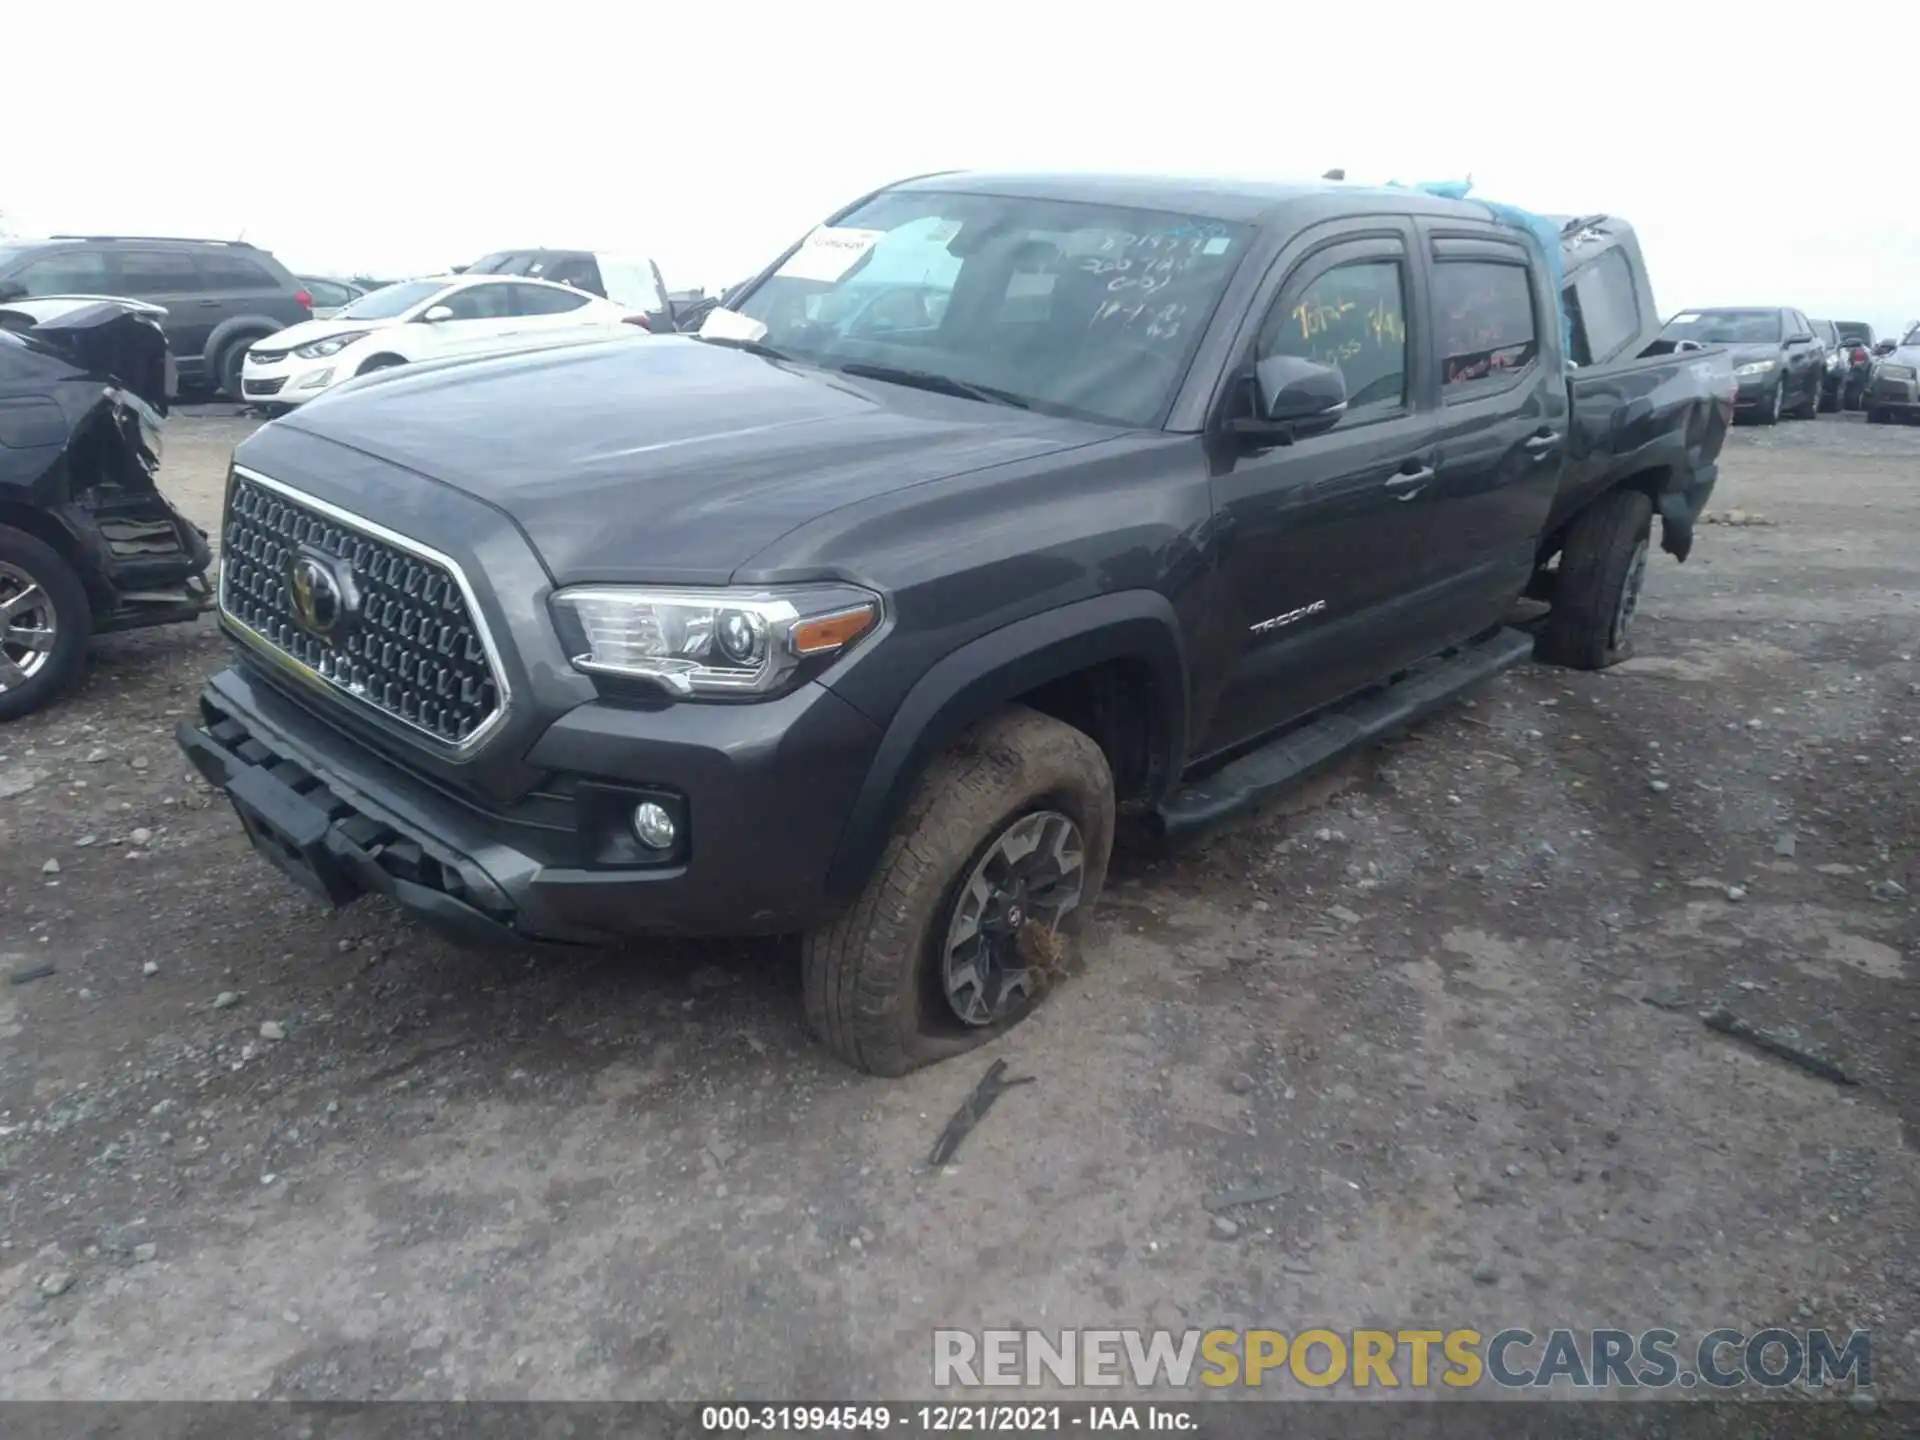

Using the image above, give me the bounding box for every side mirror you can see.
[420,305,455,323]
[1246,356,1348,440]
[1785,333,1812,346]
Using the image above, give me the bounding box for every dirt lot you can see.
[0,409,1913,1402]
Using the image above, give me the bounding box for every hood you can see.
[1882,345,1920,370]
[1724,342,1787,367]
[1,301,173,414]
[252,315,395,351]
[265,337,1115,584]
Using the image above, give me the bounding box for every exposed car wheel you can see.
[1535,489,1653,672]
[0,527,92,722]
[216,338,263,401]
[801,706,1115,1076]
[1753,380,1783,426]
[356,354,406,376]
[1818,382,1841,414]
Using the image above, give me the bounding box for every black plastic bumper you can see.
[178,664,883,947]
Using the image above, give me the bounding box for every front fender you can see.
[823,590,1189,898]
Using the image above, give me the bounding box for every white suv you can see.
[240,273,638,407]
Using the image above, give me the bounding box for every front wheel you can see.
[1535,489,1653,672]
[1867,408,1890,425]
[0,526,92,722]
[1753,380,1783,426]
[216,339,257,401]
[801,706,1115,1076]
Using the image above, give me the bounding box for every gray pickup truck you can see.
[176,174,1734,1074]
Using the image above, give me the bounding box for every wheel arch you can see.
[203,315,285,368]
[824,591,1189,899]
[0,504,99,609]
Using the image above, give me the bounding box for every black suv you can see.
[0,237,312,399]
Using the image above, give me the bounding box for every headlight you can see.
[1734,360,1776,376]
[292,330,370,359]
[550,584,881,697]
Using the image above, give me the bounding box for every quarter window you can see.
[1435,259,1537,389]
[505,283,591,315]
[198,254,278,290]
[1257,260,1408,416]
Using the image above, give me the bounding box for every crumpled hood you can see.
[265,336,1113,585]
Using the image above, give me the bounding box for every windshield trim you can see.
[335,279,453,321]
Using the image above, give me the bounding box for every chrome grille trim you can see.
[217,465,512,757]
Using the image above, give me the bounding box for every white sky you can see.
[6,3,1916,336]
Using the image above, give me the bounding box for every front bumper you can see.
[177,662,883,946]
[1732,371,1780,409]
[241,352,340,405]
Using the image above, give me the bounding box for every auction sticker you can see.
[777,227,886,282]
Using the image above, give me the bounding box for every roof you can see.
[888,170,1488,224]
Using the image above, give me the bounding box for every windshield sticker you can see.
[698,307,769,343]
[776,227,886,283]
[1202,236,1232,256]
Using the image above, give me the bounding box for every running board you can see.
[1155,627,1534,839]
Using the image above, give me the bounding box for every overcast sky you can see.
[6,4,1915,336]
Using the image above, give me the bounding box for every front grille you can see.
[220,474,504,746]
[249,348,289,364]
[242,376,287,396]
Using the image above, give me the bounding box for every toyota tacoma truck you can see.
[177,173,1732,1075]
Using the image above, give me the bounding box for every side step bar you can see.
[1155,627,1534,839]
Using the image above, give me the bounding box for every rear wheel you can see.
[0,527,92,722]
[1535,489,1653,672]
[801,706,1114,1076]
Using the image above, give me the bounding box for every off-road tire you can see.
[801,706,1115,1076]
[0,526,92,722]
[1534,489,1653,671]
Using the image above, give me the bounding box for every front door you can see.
[1199,229,1441,759]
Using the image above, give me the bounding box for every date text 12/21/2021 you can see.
[699,1405,1196,1433]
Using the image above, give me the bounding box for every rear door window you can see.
[501,283,591,315]
[115,250,206,295]
[1434,259,1538,391]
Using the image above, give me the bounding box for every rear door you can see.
[111,248,216,360]
[198,249,294,325]
[1200,221,1443,755]
[495,282,622,339]
[1415,226,1568,640]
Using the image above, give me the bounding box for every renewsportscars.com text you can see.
[932,1327,1873,1391]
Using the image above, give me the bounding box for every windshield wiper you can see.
[834,361,1031,410]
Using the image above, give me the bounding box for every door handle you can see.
[1384,465,1434,501]
[1525,429,1562,453]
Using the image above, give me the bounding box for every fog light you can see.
[632,801,677,850]
[296,368,334,389]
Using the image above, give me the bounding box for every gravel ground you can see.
[0,408,1913,1403]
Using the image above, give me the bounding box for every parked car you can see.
[239,274,644,408]
[0,296,211,719]
[1863,322,1920,424]
[1832,321,1876,409]
[298,276,368,320]
[1656,307,1824,424]
[1808,319,1850,412]
[0,236,312,400]
[462,249,676,332]
[177,172,1731,1075]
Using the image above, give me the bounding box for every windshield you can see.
[721,190,1253,426]
[0,244,30,269]
[1903,325,1920,347]
[1660,310,1782,344]
[336,280,447,320]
